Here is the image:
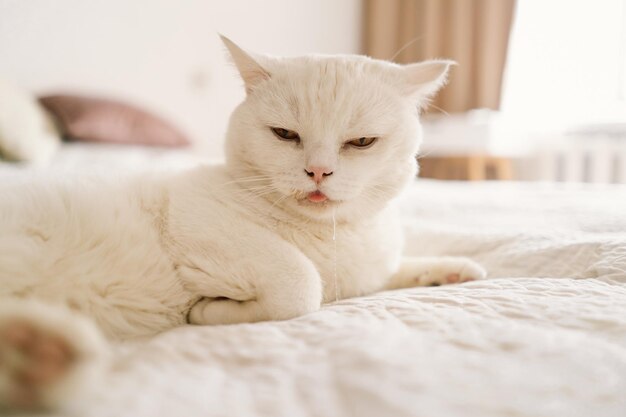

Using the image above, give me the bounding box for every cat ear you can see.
[401,60,455,100]
[220,35,270,94]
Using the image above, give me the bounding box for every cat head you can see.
[222,36,451,222]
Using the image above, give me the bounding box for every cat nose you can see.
[304,166,333,184]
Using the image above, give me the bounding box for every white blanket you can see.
[2,146,625,417]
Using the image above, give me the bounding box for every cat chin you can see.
[284,197,341,220]
[296,197,338,209]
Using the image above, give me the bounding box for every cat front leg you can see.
[386,256,487,289]
[186,257,322,325]
[183,235,323,326]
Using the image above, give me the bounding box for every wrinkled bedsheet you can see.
[2,145,625,417]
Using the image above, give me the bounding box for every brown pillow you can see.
[39,95,190,147]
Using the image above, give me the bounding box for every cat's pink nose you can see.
[304,166,333,183]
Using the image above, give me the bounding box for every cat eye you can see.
[271,127,300,142]
[346,137,378,149]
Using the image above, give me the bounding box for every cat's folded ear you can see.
[220,35,270,94]
[401,60,455,103]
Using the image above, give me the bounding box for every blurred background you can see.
[1,0,625,183]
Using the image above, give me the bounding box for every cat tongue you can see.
[307,191,328,203]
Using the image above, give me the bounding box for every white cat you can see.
[0,36,485,411]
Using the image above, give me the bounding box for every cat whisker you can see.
[416,149,436,160]
[229,185,281,201]
[269,194,289,210]
[424,103,450,117]
[389,35,425,62]
[237,189,279,200]
[217,176,273,188]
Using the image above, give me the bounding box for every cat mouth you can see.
[295,190,338,207]
[307,191,328,203]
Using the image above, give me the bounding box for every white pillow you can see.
[0,78,61,165]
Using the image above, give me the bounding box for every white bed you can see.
[2,145,626,417]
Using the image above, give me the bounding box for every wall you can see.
[0,0,363,158]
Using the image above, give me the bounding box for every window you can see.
[501,0,626,127]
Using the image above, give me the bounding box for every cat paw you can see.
[0,320,76,410]
[0,300,107,411]
[417,257,486,287]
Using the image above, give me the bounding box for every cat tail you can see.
[0,298,108,411]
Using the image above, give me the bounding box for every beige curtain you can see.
[364,0,516,113]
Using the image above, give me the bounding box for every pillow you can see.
[0,78,61,164]
[39,95,190,147]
